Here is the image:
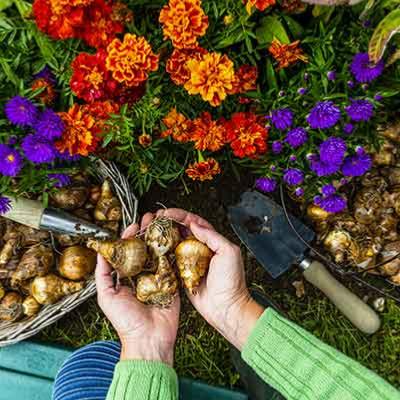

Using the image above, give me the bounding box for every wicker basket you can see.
[0,160,138,347]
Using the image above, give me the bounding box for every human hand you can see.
[95,213,180,366]
[157,209,264,350]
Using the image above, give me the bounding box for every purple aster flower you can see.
[374,93,383,102]
[4,96,38,127]
[271,108,293,130]
[34,109,64,139]
[321,183,336,196]
[298,87,307,95]
[327,71,336,81]
[295,187,304,197]
[22,134,56,164]
[347,80,355,89]
[255,177,277,193]
[309,155,341,177]
[289,155,297,162]
[342,152,372,177]
[317,194,347,213]
[307,101,341,129]
[270,165,277,171]
[272,141,283,154]
[48,173,71,188]
[343,123,354,135]
[0,144,23,177]
[345,99,374,122]
[285,127,308,148]
[7,136,18,145]
[319,137,347,164]
[0,196,11,215]
[283,168,304,186]
[350,53,384,83]
[33,66,56,85]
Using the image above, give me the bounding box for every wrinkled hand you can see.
[95,213,180,366]
[158,209,264,350]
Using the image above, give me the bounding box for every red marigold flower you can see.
[166,47,207,86]
[106,33,159,87]
[186,158,221,181]
[138,133,152,148]
[191,112,227,152]
[111,1,134,23]
[159,0,208,49]
[244,0,275,14]
[31,78,57,105]
[268,38,308,70]
[114,84,146,106]
[70,49,118,103]
[80,0,125,48]
[185,52,235,107]
[162,108,193,143]
[229,65,258,95]
[49,0,94,15]
[56,101,119,156]
[224,112,268,158]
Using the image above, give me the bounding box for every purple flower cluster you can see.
[342,148,372,177]
[0,196,11,215]
[350,53,384,83]
[283,168,304,186]
[272,141,283,154]
[345,99,374,122]
[320,137,347,164]
[256,177,277,193]
[48,173,71,188]
[5,96,38,127]
[271,108,293,130]
[315,194,347,213]
[0,144,23,177]
[34,109,64,139]
[285,127,308,148]
[307,101,341,129]
[22,134,56,163]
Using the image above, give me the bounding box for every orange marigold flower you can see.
[162,108,193,143]
[159,0,208,49]
[138,133,152,148]
[268,38,308,70]
[229,65,258,94]
[166,47,207,86]
[82,100,120,120]
[191,112,227,152]
[244,0,275,14]
[31,78,57,105]
[56,104,100,157]
[49,0,94,15]
[185,52,235,107]
[186,158,221,181]
[224,112,268,158]
[106,33,159,87]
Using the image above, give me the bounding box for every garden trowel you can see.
[228,190,381,334]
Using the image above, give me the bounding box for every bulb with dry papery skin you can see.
[374,213,399,242]
[373,140,397,166]
[11,245,54,286]
[380,241,400,276]
[0,255,20,280]
[0,282,5,301]
[306,204,330,222]
[89,185,102,204]
[0,238,22,266]
[94,181,122,222]
[51,184,89,210]
[100,221,120,233]
[175,238,213,294]
[0,292,24,321]
[73,208,93,222]
[383,167,400,187]
[136,256,178,306]
[22,295,41,317]
[87,238,148,278]
[354,238,381,269]
[145,217,181,257]
[59,246,97,281]
[31,274,85,305]
[56,234,83,248]
[323,230,360,264]
[361,170,388,191]
[378,120,400,143]
[4,223,50,246]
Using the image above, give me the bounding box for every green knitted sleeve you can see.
[106,360,178,400]
[242,308,400,400]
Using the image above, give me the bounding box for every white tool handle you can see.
[3,198,44,229]
[302,259,381,334]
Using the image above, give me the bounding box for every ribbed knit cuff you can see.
[242,308,398,400]
[106,360,178,400]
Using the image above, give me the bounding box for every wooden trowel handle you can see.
[302,260,381,334]
[4,198,44,229]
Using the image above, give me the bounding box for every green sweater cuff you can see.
[106,360,178,400]
[242,308,399,400]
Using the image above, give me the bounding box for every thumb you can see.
[190,222,232,254]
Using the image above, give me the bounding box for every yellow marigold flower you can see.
[184,52,235,107]
[186,158,221,181]
[223,14,234,25]
[159,0,208,49]
[268,38,308,70]
[106,33,159,87]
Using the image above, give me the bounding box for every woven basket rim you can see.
[0,160,138,347]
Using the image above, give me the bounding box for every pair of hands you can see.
[95,208,264,367]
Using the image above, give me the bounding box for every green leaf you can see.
[265,58,278,89]
[0,0,12,12]
[256,15,289,46]
[387,47,400,65]
[282,15,304,39]
[369,9,400,63]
